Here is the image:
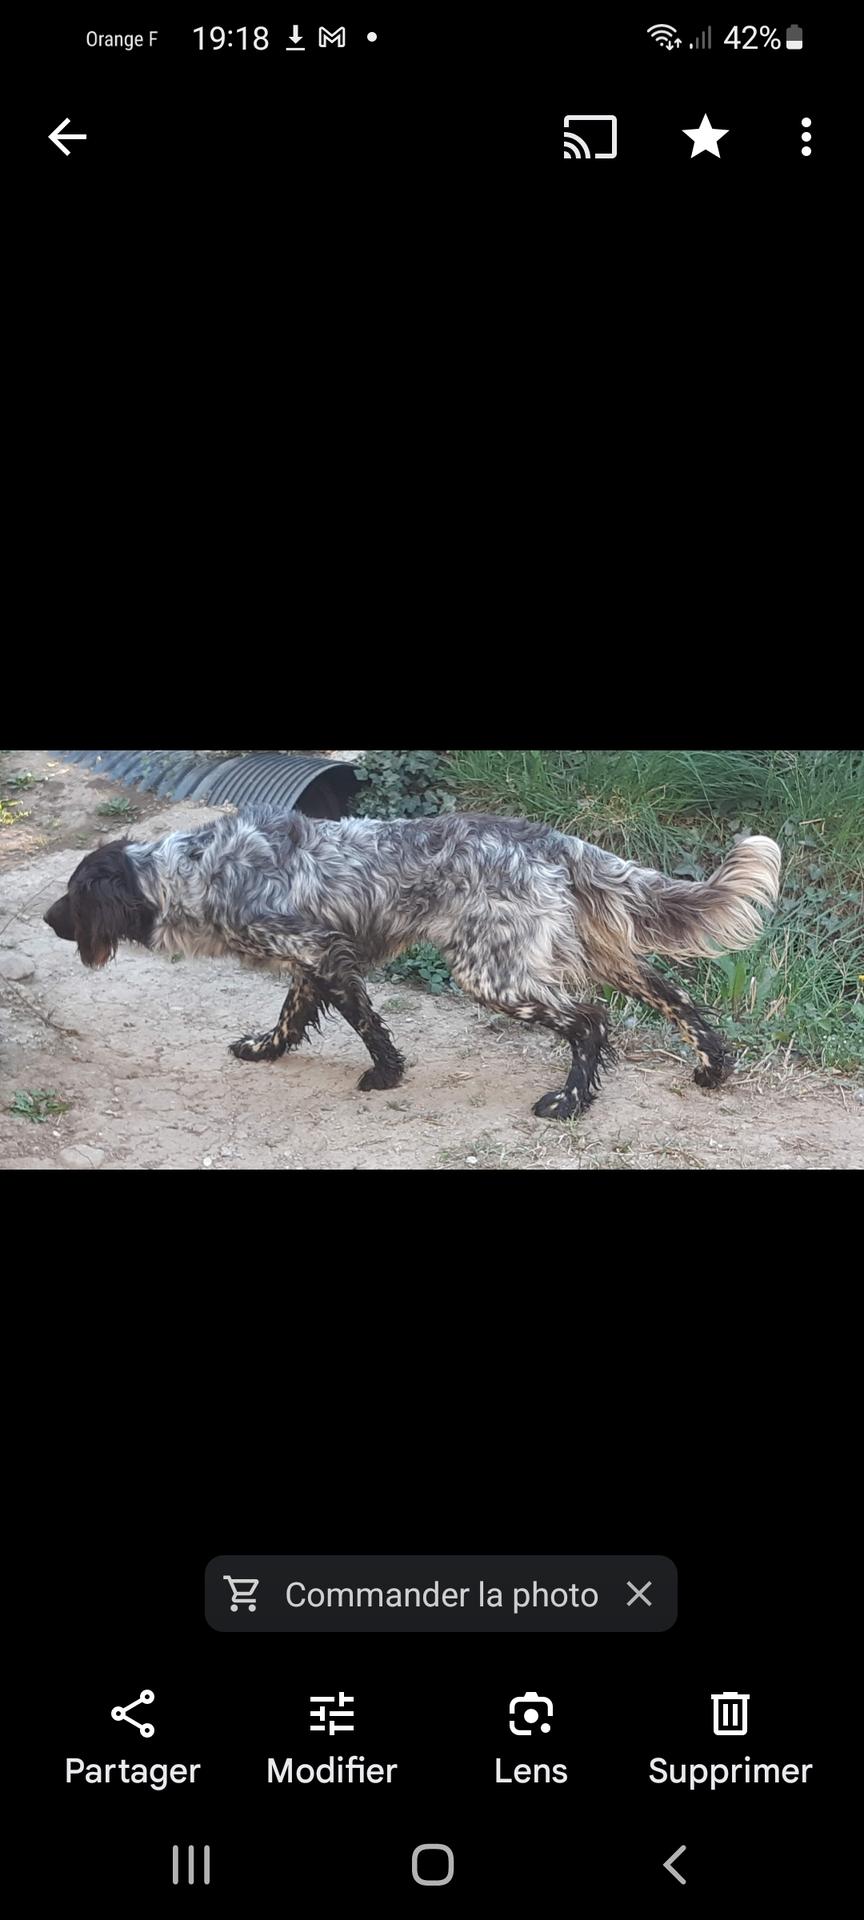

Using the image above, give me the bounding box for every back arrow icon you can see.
[49,118,87,156]
[664,1846,687,1885]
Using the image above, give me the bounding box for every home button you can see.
[412,1845,454,1886]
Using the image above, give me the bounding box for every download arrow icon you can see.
[288,25,303,44]
[49,117,87,156]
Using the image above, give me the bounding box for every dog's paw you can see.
[693,1062,729,1090]
[229,1030,286,1064]
[357,1060,405,1092]
[533,1088,579,1120]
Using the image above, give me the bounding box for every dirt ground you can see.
[1,751,861,1171]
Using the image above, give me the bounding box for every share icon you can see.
[111,1689,156,1738]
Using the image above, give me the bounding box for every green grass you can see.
[446,751,864,1073]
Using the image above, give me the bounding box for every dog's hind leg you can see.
[466,988,616,1121]
[524,1001,616,1120]
[230,974,332,1063]
[608,963,733,1088]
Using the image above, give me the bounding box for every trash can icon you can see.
[712,1691,749,1736]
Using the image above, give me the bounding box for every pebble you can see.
[202,1157,213,1167]
[466,1156,478,1165]
[59,1145,105,1170]
[0,952,35,980]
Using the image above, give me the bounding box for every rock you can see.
[59,1145,105,1170]
[202,1157,213,1167]
[466,1156,478,1165]
[0,952,35,980]
[0,1156,57,1170]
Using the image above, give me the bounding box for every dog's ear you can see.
[71,842,153,968]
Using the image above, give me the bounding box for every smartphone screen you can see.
[39,11,823,186]
[52,1497,822,1906]
[545,13,823,171]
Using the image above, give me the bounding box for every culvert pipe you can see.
[51,752,360,819]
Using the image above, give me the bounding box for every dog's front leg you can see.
[229,973,331,1063]
[228,920,405,1091]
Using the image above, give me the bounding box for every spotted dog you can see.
[44,810,781,1119]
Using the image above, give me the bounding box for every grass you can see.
[446,751,864,1074]
[436,1132,509,1168]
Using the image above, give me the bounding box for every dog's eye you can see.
[187,846,204,863]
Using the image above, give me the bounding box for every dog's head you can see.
[44,839,157,969]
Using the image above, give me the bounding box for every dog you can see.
[43,809,781,1119]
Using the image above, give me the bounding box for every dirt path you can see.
[1,753,861,1170]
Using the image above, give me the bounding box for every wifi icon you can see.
[647,24,681,48]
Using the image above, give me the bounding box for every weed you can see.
[0,799,29,827]
[384,943,453,995]
[353,749,455,820]
[3,770,39,792]
[96,796,140,820]
[9,1089,71,1123]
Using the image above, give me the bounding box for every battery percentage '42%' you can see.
[725,25,782,49]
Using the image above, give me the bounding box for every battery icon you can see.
[786,24,804,50]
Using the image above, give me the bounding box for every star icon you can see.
[683,114,730,158]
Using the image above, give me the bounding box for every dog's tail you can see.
[622,835,782,960]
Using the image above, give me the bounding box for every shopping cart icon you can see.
[223,1576,259,1613]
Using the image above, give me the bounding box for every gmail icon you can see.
[319,25,346,46]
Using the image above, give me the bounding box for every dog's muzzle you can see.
[44,897,75,941]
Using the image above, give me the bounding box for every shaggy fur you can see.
[44,810,782,1119]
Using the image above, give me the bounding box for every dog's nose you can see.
[44,900,72,937]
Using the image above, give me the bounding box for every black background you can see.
[39,12,430,191]
[47,1412,826,1912]
[548,13,824,171]
[38,10,825,185]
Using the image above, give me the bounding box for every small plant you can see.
[3,770,38,792]
[96,796,140,820]
[384,943,453,995]
[9,1089,71,1123]
[353,749,455,820]
[0,798,28,827]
